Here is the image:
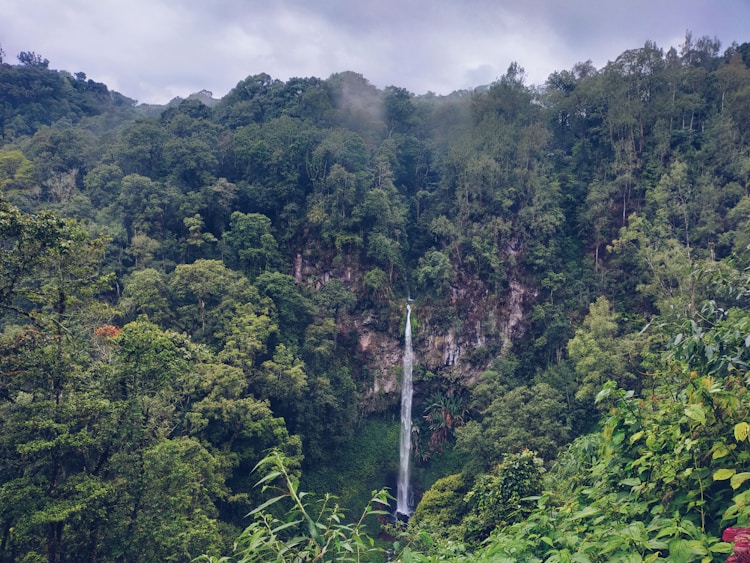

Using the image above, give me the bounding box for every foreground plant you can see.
[196,450,391,562]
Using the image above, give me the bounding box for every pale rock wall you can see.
[294,250,535,411]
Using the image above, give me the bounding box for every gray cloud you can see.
[0,0,746,104]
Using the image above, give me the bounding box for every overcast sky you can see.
[1,0,748,105]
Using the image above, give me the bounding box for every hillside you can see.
[1,35,750,561]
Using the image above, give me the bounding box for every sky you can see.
[1,0,748,105]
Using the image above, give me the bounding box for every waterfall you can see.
[397,304,414,516]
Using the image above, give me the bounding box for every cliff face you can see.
[296,249,535,411]
[415,275,533,374]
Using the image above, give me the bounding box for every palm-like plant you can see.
[423,392,469,452]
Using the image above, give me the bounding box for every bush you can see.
[410,473,472,540]
[463,450,544,544]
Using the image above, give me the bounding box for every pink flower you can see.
[724,527,750,543]
[735,536,750,563]
[723,528,750,563]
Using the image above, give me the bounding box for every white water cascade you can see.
[397,304,414,516]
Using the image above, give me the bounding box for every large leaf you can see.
[684,404,706,425]
[735,422,750,442]
[713,468,737,481]
[667,538,701,563]
[730,472,750,490]
[712,444,732,460]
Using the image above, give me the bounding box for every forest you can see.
[1,33,750,562]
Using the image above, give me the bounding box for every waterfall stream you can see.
[397,304,413,516]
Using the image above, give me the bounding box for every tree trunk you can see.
[46,521,63,563]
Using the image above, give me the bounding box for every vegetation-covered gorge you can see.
[1,34,750,561]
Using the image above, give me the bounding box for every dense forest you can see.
[1,33,750,562]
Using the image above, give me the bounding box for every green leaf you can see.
[667,539,697,563]
[735,422,750,442]
[712,444,731,459]
[254,470,282,488]
[271,520,302,534]
[629,431,644,445]
[730,472,750,490]
[572,506,600,520]
[713,468,737,481]
[247,494,287,516]
[620,478,641,487]
[709,542,735,553]
[684,404,706,425]
[645,539,668,550]
[734,489,750,507]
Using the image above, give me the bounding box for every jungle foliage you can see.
[1,34,750,561]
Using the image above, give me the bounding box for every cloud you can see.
[0,0,747,104]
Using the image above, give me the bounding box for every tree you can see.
[187,362,302,523]
[0,196,111,330]
[214,73,284,126]
[463,450,544,544]
[567,296,639,403]
[311,279,356,320]
[307,163,361,250]
[120,268,172,324]
[93,321,230,560]
[115,121,168,178]
[648,160,696,251]
[106,437,225,560]
[183,213,218,261]
[218,302,277,371]
[118,173,170,238]
[200,177,238,235]
[163,135,218,189]
[582,179,618,271]
[0,326,117,562]
[167,259,257,346]
[295,369,358,464]
[384,86,418,135]
[222,212,283,277]
[458,383,570,466]
[17,51,49,68]
[422,392,469,453]
[0,149,35,207]
[82,163,123,208]
[366,232,402,281]
[610,213,701,319]
[415,250,454,298]
[254,272,312,349]
[254,344,307,412]
[0,199,114,562]
[362,267,391,302]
